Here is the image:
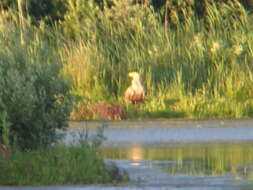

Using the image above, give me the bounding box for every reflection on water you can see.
[101,141,253,181]
[65,121,253,189]
[127,146,144,160]
[127,146,144,166]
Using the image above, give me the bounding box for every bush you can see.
[0,25,74,150]
[1,0,250,27]
[0,0,67,24]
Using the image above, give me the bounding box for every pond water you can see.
[60,119,253,189]
[2,119,253,190]
[102,142,253,189]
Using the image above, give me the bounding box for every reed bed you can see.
[0,145,127,185]
[1,0,253,120]
[59,1,253,119]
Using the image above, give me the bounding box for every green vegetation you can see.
[0,144,128,185]
[60,0,253,120]
[0,123,128,185]
[0,17,74,150]
[63,0,253,120]
[0,1,253,185]
[1,0,253,121]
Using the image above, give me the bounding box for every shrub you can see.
[0,0,67,24]
[0,24,74,150]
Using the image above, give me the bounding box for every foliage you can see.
[0,123,128,185]
[1,0,251,25]
[0,0,67,23]
[27,0,67,23]
[60,0,98,39]
[1,1,253,120]
[0,145,126,185]
[57,0,253,119]
[0,21,74,149]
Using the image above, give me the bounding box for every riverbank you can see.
[0,145,128,185]
[68,118,253,129]
[2,120,253,189]
[1,1,253,121]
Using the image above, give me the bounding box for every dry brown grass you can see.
[0,144,9,159]
[70,102,125,120]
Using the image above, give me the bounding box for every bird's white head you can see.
[128,72,141,80]
[128,72,143,87]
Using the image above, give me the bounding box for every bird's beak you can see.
[128,72,133,78]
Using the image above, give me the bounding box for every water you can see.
[2,119,253,190]
[102,142,253,189]
[68,119,253,189]
[65,119,253,146]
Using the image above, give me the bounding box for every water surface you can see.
[3,119,253,190]
[63,119,253,189]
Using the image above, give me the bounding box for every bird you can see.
[124,72,145,104]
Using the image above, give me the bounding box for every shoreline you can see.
[68,117,253,129]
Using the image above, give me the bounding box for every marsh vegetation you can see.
[1,0,253,120]
[0,145,128,185]
[1,0,253,185]
[0,124,128,185]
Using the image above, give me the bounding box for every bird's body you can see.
[124,72,145,104]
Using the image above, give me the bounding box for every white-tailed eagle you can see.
[124,72,145,104]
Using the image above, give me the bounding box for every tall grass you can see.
[2,0,253,120]
[58,1,253,119]
[0,122,128,185]
[0,145,127,185]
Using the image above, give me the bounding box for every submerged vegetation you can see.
[0,0,253,121]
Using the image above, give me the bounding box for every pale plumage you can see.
[124,72,145,104]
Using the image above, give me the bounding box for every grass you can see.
[0,144,128,185]
[1,1,253,120]
[59,1,253,120]
[2,1,252,185]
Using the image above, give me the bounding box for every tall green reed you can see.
[2,0,252,120]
